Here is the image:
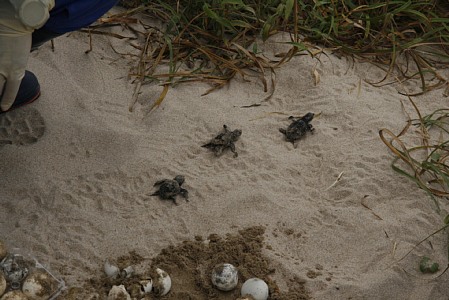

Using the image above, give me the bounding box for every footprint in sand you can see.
[0,108,45,146]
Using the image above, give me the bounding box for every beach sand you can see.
[1,6,449,300]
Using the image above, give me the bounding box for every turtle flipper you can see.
[308,124,315,133]
[169,196,179,205]
[230,143,238,158]
[180,188,189,201]
[215,146,223,156]
[154,179,167,186]
[150,191,160,197]
[279,128,286,135]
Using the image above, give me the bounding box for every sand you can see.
[1,6,449,300]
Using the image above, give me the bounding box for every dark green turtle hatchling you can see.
[202,125,242,158]
[151,175,188,204]
[279,112,314,147]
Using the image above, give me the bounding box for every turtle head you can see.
[232,129,242,139]
[302,112,314,123]
[174,175,185,185]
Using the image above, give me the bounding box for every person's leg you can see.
[0,28,57,114]
[6,71,41,109]
[1,0,119,113]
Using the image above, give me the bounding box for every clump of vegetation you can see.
[419,256,440,274]
[380,103,449,208]
[380,99,449,277]
[109,0,449,109]
[86,0,449,112]
[112,0,306,111]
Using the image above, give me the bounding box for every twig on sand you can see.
[361,195,383,220]
[325,171,344,191]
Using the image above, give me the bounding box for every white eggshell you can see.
[126,283,144,299]
[140,278,153,294]
[107,285,131,300]
[104,261,120,279]
[0,290,29,300]
[241,278,269,300]
[120,266,134,279]
[22,270,58,300]
[152,268,171,296]
[0,241,7,261]
[211,263,238,291]
[0,272,6,297]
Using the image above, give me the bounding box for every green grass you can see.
[380,102,449,209]
[112,0,449,100]
[380,98,449,277]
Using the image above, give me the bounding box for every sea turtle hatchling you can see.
[279,112,315,147]
[202,125,242,158]
[151,175,188,204]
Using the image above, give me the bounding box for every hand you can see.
[0,34,32,111]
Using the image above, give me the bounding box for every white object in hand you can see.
[11,0,54,29]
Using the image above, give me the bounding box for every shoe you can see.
[0,70,41,114]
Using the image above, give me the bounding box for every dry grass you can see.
[78,1,445,111]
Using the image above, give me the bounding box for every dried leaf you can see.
[313,69,320,85]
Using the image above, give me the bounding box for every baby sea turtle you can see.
[202,125,242,158]
[279,112,314,147]
[151,175,188,205]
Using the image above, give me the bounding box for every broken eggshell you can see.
[127,277,153,298]
[211,263,238,291]
[140,278,153,294]
[152,268,171,296]
[22,269,58,300]
[104,261,120,279]
[0,290,29,300]
[120,266,134,279]
[127,282,144,299]
[1,253,28,284]
[107,285,131,300]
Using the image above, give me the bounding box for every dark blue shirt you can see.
[44,0,119,33]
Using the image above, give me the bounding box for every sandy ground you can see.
[1,6,449,300]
